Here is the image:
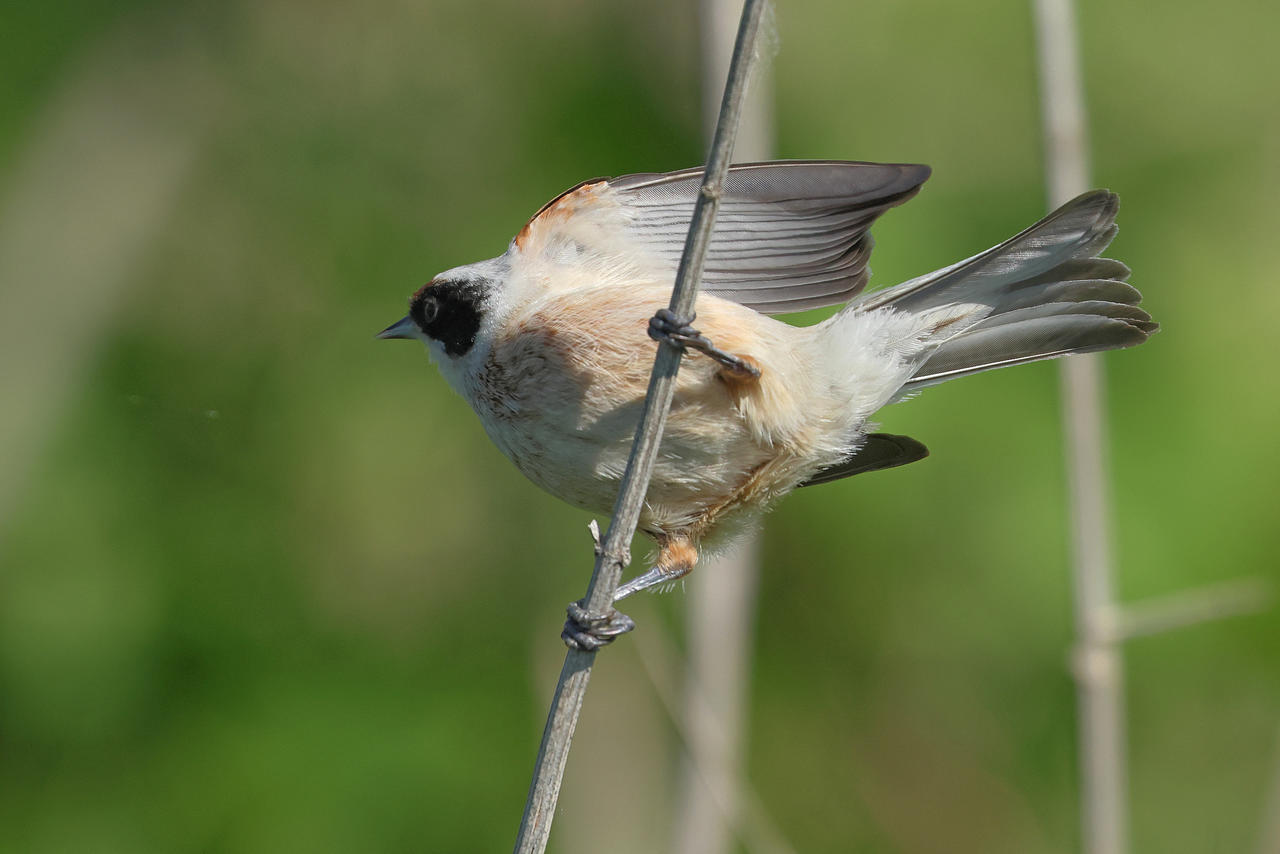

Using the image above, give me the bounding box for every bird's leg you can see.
[613,534,699,602]
[613,569,683,601]
[614,456,787,602]
[648,308,761,379]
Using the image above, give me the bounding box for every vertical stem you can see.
[675,539,763,854]
[673,3,773,853]
[1063,356,1127,854]
[698,0,774,158]
[511,2,771,851]
[1031,1,1128,853]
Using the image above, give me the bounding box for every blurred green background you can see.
[2,0,1277,852]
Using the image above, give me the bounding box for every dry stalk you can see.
[510,1,771,851]
[1032,0,1129,851]
[672,2,774,852]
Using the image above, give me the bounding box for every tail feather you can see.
[1005,256,1131,291]
[855,190,1156,395]
[908,313,1151,388]
[996,277,1141,313]
[973,299,1157,334]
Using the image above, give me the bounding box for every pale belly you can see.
[465,319,773,533]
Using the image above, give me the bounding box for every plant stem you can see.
[1032,0,1127,852]
[511,2,771,851]
[673,2,773,851]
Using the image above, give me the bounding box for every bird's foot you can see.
[562,601,635,651]
[648,308,761,379]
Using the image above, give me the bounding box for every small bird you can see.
[380,160,1155,605]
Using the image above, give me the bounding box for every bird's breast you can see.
[464,289,795,522]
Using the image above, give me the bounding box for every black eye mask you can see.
[410,278,489,357]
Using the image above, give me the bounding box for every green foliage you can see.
[1,0,1277,852]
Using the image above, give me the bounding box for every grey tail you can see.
[856,190,1157,396]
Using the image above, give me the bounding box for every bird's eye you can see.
[420,296,440,324]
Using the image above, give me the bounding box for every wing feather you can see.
[511,160,929,314]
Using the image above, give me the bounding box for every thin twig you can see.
[1031,1,1128,852]
[1114,577,1271,642]
[510,2,771,851]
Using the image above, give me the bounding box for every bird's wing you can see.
[797,433,929,487]
[508,160,930,315]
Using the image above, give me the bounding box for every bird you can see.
[379,160,1156,611]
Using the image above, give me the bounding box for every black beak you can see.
[377,315,417,340]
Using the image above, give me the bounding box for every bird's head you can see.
[378,271,495,361]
